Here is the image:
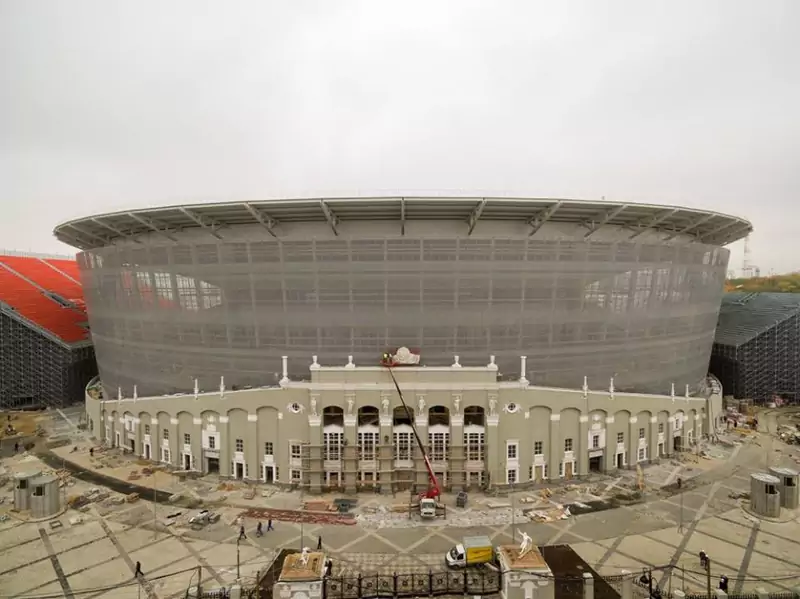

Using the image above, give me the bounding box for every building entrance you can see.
[183,454,191,470]
[263,465,274,483]
[673,436,682,452]
[207,457,219,474]
[326,471,341,488]
[589,456,603,472]
[393,471,413,492]
[234,462,244,479]
[129,439,135,454]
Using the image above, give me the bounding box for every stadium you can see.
[54,197,748,491]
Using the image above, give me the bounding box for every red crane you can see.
[381,351,441,502]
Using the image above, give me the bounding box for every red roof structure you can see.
[0,254,90,345]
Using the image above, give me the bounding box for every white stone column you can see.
[548,414,561,482]
[620,571,632,599]
[649,416,659,463]
[604,415,616,472]
[582,572,594,599]
[578,414,589,476]
[628,415,638,469]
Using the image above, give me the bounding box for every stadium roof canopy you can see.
[54,197,752,250]
[714,292,800,347]
[0,254,91,347]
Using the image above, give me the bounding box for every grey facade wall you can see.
[76,224,729,398]
[85,362,722,494]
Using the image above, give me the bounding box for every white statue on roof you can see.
[300,546,310,566]
[518,530,532,559]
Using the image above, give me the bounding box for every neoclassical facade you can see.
[85,355,723,493]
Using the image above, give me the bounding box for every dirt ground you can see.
[0,410,48,441]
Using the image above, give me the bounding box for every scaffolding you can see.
[0,308,97,410]
[298,439,475,495]
[710,292,800,403]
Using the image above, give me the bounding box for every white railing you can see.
[0,249,76,260]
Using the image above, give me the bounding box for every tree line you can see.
[725,273,800,293]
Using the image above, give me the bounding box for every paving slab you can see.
[0,522,42,547]
[0,562,59,597]
[0,532,50,573]
[48,520,107,554]
[569,541,609,567]
[617,535,674,568]
[593,546,652,572]
[59,537,119,575]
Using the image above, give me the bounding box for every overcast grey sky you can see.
[1,0,797,273]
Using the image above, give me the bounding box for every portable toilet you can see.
[13,471,41,512]
[769,466,799,510]
[750,472,781,518]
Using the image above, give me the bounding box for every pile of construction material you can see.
[527,505,571,522]
[67,488,111,510]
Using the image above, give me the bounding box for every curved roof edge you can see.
[53,196,752,250]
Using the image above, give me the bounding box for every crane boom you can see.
[385,364,441,499]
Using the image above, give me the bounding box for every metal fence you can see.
[323,569,502,599]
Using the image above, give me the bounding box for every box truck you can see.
[445,536,494,568]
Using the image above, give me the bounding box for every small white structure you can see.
[750,472,781,518]
[769,466,799,510]
[497,545,554,599]
[14,471,61,518]
[273,551,327,599]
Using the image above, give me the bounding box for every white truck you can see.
[445,535,494,568]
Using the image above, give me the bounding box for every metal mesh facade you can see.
[711,293,800,402]
[0,310,97,409]
[76,234,729,397]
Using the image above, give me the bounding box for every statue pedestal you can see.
[496,545,555,599]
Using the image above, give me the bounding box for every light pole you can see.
[511,482,516,543]
[236,535,242,581]
[299,475,305,551]
[152,472,157,540]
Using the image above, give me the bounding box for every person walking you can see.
[317,535,322,551]
[256,522,263,537]
[239,525,246,541]
[134,561,143,577]
[267,519,274,531]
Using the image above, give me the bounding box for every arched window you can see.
[428,405,449,427]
